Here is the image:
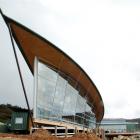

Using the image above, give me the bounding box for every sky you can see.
[0,0,140,119]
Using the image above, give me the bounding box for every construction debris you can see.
[0,129,102,140]
[113,135,140,140]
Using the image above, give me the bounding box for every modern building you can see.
[100,118,139,133]
[126,119,139,132]
[1,10,104,131]
[100,119,127,133]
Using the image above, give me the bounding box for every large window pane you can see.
[53,76,67,111]
[75,94,86,125]
[34,59,96,128]
[36,62,57,119]
[75,94,86,115]
[62,84,78,122]
[37,77,55,108]
[49,76,67,121]
[38,62,57,81]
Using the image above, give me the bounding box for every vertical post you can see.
[30,127,33,134]
[65,126,68,137]
[83,127,85,133]
[95,123,100,136]
[75,127,77,134]
[101,129,105,140]
[33,57,38,120]
[55,126,57,136]
[87,127,88,133]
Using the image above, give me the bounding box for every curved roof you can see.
[2,13,104,122]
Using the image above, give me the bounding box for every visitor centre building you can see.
[1,11,104,131]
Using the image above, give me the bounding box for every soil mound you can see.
[31,129,58,140]
[0,130,102,140]
[71,132,101,140]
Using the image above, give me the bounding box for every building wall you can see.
[34,59,96,128]
[101,124,126,132]
[100,119,127,132]
[126,123,139,132]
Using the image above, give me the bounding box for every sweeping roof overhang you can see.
[2,14,104,122]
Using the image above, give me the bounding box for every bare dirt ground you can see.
[0,130,102,140]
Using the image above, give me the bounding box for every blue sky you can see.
[1,0,140,119]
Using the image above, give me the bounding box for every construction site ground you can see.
[0,130,102,140]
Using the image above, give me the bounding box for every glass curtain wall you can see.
[34,59,96,128]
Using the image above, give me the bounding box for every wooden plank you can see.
[33,118,84,130]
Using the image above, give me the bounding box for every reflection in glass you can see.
[62,84,78,122]
[51,76,67,119]
[35,60,96,128]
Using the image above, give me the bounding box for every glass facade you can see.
[34,59,96,128]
